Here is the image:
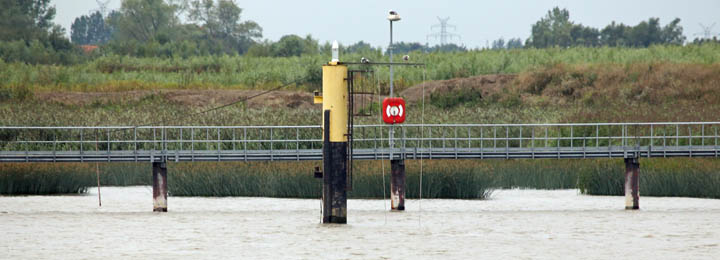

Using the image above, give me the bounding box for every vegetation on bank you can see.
[2,159,719,199]
[0,163,94,195]
[2,43,720,96]
[578,158,720,198]
[2,2,718,199]
[1,49,719,199]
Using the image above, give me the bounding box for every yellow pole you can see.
[315,62,349,224]
[321,64,348,142]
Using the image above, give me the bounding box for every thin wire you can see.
[419,67,427,227]
[76,77,307,142]
[135,79,304,127]
[377,73,388,224]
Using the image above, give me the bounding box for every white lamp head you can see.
[387,10,401,21]
[331,40,339,63]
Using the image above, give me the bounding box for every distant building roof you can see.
[80,45,99,54]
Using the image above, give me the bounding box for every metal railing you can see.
[1,122,719,162]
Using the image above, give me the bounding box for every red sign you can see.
[382,97,406,124]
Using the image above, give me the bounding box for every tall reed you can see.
[0,163,94,195]
[578,158,720,198]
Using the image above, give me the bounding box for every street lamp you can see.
[387,10,401,97]
[387,10,401,157]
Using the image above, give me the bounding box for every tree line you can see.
[524,7,685,48]
[0,1,713,65]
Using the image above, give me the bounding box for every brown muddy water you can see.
[1,187,719,259]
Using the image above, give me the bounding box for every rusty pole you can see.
[624,157,639,210]
[321,110,348,223]
[152,161,168,212]
[390,159,405,210]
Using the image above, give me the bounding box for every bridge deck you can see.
[1,123,719,162]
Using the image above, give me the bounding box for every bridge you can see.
[1,122,719,163]
[3,122,719,214]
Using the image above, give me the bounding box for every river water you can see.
[1,187,719,259]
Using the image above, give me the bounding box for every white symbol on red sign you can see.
[382,98,406,124]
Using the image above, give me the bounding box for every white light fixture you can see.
[331,40,339,63]
[387,10,401,21]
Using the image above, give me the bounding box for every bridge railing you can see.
[0,126,324,154]
[352,122,720,158]
[354,122,720,146]
[0,122,719,161]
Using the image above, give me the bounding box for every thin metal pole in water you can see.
[388,20,395,158]
[95,129,101,207]
[715,127,718,157]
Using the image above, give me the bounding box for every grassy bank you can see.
[1,44,719,95]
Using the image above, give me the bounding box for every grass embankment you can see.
[2,45,720,197]
[1,44,719,96]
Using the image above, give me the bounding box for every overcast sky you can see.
[54,0,720,48]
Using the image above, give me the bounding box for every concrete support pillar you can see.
[322,110,347,223]
[390,159,405,211]
[624,157,639,210]
[152,161,168,212]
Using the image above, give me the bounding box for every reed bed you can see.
[2,159,719,199]
[578,158,720,198]
[0,163,94,195]
[168,160,495,199]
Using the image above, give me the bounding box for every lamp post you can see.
[387,10,405,211]
[387,10,401,155]
[388,10,401,97]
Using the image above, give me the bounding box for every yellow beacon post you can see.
[315,40,349,224]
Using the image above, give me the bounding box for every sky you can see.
[54,0,720,49]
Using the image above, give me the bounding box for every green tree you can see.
[388,42,426,54]
[492,38,506,49]
[71,11,114,45]
[507,38,524,49]
[0,0,71,50]
[600,18,685,47]
[600,22,630,46]
[0,0,57,41]
[111,0,178,43]
[272,34,305,57]
[188,0,262,54]
[661,18,685,45]
[526,7,573,48]
[345,41,378,54]
[0,0,76,64]
[570,24,599,47]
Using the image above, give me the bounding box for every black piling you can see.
[390,159,406,211]
[152,161,168,212]
[322,110,347,223]
[624,157,639,210]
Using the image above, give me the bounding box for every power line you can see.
[695,23,717,39]
[94,0,111,17]
[426,16,462,46]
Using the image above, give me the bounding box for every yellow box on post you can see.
[321,64,348,142]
